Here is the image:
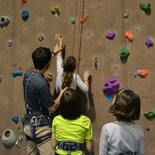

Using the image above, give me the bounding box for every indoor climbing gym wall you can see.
[0,0,155,154]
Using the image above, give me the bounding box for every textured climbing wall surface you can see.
[0,0,155,154]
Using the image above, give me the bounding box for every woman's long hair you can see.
[62,56,76,89]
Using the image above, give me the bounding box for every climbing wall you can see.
[0,0,155,154]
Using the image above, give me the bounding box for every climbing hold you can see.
[134,69,149,78]
[21,10,29,21]
[1,129,17,149]
[123,11,129,18]
[94,57,98,70]
[46,73,53,81]
[51,5,60,16]
[140,2,151,15]
[12,115,19,124]
[103,77,120,101]
[119,47,130,62]
[37,34,45,42]
[0,74,2,83]
[0,16,10,28]
[70,17,76,24]
[12,71,23,78]
[105,31,115,40]
[125,31,134,42]
[144,108,155,120]
[79,15,89,24]
[145,36,153,48]
[8,39,13,47]
[22,0,27,3]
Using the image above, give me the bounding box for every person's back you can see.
[51,88,94,155]
[22,46,66,155]
[54,34,91,95]
[100,121,143,155]
[99,88,144,155]
[23,68,52,115]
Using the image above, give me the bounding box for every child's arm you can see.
[86,139,94,154]
[99,126,109,155]
[51,133,56,149]
[76,74,89,93]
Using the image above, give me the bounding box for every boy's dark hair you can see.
[62,56,76,88]
[60,88,82,120]
[110,88,141,121]
[32,47,52,70]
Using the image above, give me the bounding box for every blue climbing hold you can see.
[21,10,29,21]
[12,115,19,124]
[12,71,23,78]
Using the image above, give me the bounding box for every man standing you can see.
[22,38,65,155]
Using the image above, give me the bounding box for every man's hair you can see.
[62,56,76,88]
[60,88,82,120]
[32,47,52,69]
[110,88,141,121]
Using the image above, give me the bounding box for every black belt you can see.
[57,141,84,152]
[119,152,137,155]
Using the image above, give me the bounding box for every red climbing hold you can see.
[79,15,89,24]
[22,0,27,3]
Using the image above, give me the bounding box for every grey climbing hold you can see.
[8,39,13,47]
[0,16,10,28]
[37,34,45,41]
[1,129,17,149]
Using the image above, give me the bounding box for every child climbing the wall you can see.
[51,88,94,155]
[99,88,144,155]
[53,33,91,96]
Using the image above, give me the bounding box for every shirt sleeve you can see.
[56,52,63,93]
[138,128,144,155]
[39,82,54,108]
[85,118,93,140]
[99,125,109,155]
[75,74,88,93]
[51,117,56,133]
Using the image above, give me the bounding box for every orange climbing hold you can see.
[125,31,134,42]
[79,15,89,24]
[137,69,149,77]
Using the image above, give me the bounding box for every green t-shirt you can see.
[52,115,93,155]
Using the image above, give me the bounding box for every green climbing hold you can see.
[119,48,130,59]
[144,108,155,120]
[70,17,76,24]
[0,75,2,83]
[140,2,151,15]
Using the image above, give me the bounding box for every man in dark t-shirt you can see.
[23,42,66,155]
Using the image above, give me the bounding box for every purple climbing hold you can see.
[145,36,153,48]
[103,77,120,95]
[106,31,115,40]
